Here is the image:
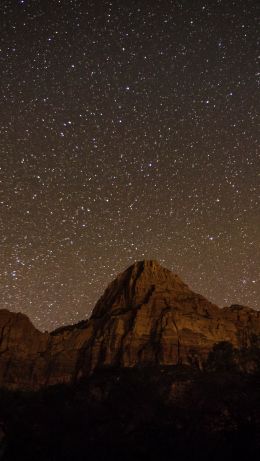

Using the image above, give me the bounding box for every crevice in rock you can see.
[0,319,12,351]
[126,261,145,307]
[164,302,182,364]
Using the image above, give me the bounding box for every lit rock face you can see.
[78,260,260,375]
[0,310,49,389]
[0,309,92,390]
[0,260,259,390]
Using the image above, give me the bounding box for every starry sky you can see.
[0,0,259,331]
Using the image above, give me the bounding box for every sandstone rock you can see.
[0,310,49,389]
[78,261,260,375]
[0,260,259,390]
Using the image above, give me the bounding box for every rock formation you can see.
[0,260,259,390]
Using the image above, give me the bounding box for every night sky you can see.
[0,0,259,331]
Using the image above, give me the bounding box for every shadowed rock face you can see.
[0,260,259,390]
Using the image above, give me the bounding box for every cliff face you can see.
[0,260,259,390]
[0,310,49,389]
[77,260,260,375]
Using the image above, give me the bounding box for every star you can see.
[0,0,258,330]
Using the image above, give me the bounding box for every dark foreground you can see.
[0,344,259,461]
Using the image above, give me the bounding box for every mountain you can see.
[0,260,259,390]
[0,261,260,460]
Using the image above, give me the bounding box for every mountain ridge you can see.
[0,260,259,390]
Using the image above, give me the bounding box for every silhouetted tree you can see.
[206,341,236,372]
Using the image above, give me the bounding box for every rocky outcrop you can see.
[0,260,259,390]
[77,260,260,375]
[0,310,49,389]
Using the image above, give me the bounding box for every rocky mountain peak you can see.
[91,260,190,319]
[0,260,259,390]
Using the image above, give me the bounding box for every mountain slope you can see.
[77,260,260,375]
